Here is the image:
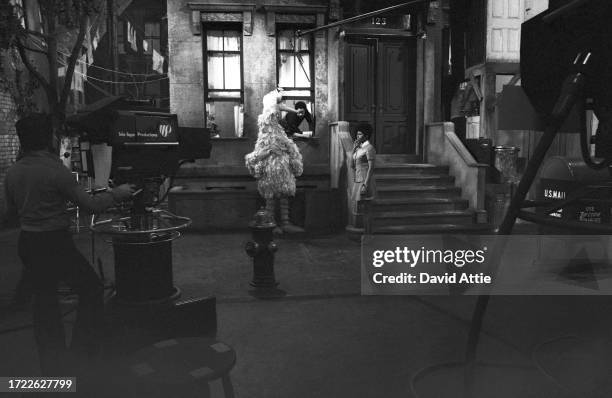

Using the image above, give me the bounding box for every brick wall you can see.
[0,89,19,220]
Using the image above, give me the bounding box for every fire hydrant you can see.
[245,207,278,289]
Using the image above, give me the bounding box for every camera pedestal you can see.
[91,210,217,353]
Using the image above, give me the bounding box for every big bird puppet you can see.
[245,88,304,234]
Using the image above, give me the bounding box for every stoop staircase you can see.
[364,155,491,234]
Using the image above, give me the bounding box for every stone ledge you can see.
[177,163,330,177]
[168,186,334,232]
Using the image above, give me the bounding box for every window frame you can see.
[143,21,161,55]
[117,21,126,54]
[276,25,315,101]
[202,23,244,102]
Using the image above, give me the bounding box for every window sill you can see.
[292,136,319,146]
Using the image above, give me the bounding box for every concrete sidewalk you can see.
[0,228,362,306]
[1,228,612,397]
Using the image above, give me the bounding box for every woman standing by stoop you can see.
[352,123,377,214]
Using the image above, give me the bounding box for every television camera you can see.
[66,98,211,303]
[67,99,210,231]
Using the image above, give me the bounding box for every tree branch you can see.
[44,5,59,114]
[20,27,52,41]
[18,43,47,55]
[59,13,87,111]
[15,39,52,96]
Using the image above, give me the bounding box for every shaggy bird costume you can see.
[245,89,304,233]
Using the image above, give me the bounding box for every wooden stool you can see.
[125,337,236,398]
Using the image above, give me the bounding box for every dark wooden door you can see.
[344,38,376,135]
[344,37,416,154]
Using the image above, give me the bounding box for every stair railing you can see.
[425,122,488,222]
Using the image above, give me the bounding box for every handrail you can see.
[425,122,487,211]
[444,130,488,168]
[329,121,363,229]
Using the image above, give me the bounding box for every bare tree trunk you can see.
[41,4,62,131]
[10,1,100,131]
[59,14,87,112]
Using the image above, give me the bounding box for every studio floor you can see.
[1,228,611,397]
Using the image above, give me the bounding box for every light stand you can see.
[463,51,597,397]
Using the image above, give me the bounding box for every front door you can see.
[344,37,417,154]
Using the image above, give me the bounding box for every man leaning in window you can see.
[280,101,314,139]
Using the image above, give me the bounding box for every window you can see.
[277,29,313,99]
[119,20,139,54]
[144,22,161,55]
[204,26,244,138]
[205,27,243,100]
[276,28,315,135]
[117,23,126,54]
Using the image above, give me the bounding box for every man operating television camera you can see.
[2,113,135,375]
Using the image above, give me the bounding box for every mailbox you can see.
[537,156,612,224]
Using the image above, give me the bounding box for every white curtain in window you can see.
[278,30,309,49]
[143,39,161,55]
[207,54,224,89]
[224,54,241,89]
[206,102,215,128]
[278,30,293,50]
[278,30,310,51]
[297,36,309,51]
[206,30,224,51]
[153,49,164,74]
[234,104,244,137]
[208,91,241,99]
[278,54,295,87]
[224,31,241,51]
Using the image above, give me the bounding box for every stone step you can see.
[370,198,470,212]
[370,210,475,228]
[376,185,462,199]
[375,164,449,175]
[375,154,421,164]
[375,174,455,186]
[371,223,493,235]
